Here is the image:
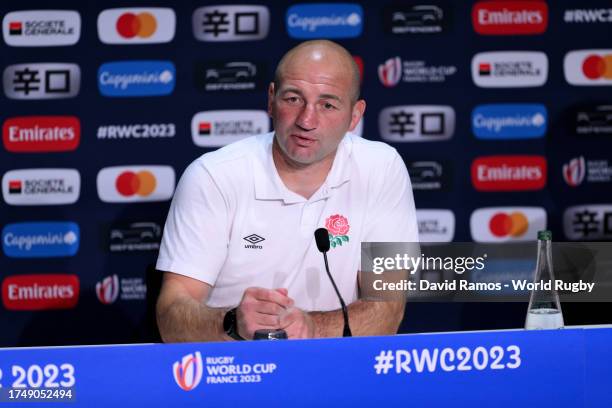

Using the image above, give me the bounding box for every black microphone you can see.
[314,228,352,337]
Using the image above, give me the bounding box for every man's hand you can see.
[279,307,315,339]
[236,287,293,339]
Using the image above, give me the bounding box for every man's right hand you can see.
[236,287,294,339]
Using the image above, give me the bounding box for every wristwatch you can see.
[223,307,245,340]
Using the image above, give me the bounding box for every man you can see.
[156,40,418,341]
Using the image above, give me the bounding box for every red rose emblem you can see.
[325,214,350,236]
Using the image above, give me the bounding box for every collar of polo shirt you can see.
[253,132,353,204]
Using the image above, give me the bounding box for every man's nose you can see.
[295,103,318,131]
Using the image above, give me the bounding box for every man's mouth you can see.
[291,134,316,147]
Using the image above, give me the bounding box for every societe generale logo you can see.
[470,207,547,242]
[416,209,455,242]
[96,165,175,203]
[471,155,547,191]
[98,8,176,44]
[3,116,80,153]
[472,1,548,35]
[471,51,548,88]
[564,50,612,86]
[2,274,79,310]
[2,168,80,205]
[96,274,119,304]
[191,110,269,147]
[2,10,81,47]
[173,352,203,391]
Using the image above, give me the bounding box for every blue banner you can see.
[0,328,610,407]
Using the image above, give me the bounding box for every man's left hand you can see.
[279,307,315,339]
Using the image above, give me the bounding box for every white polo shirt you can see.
[156,132,418,311]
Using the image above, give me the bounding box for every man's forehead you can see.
[278,80,346,101]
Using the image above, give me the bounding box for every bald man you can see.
[156,40,419,341]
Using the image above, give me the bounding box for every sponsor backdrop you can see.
[0,1,611,346]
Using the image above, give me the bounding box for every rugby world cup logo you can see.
[173,352,203,391]
[95,274,119,304]
[562,156,586,187]
[378,57,402,87]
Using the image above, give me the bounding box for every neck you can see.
[272,138,336,199]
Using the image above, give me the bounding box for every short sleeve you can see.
[156,159,229,285]
[362,151,419,243]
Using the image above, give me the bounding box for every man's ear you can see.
[349,99,366,131]
[267,82,275,117]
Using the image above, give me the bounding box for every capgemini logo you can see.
[378,57,402,87]
[159,70,173,84]
[346,13,361,26]
[64,231,78,245]
[95,274,119,305]
[173,352,203,391]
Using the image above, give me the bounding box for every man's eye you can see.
[323,102,337,110]
[285,97,300,104]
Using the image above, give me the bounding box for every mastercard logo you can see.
[115,170,156,196]
[489,212,528,237]
[116,12,157,38]
[470,207,546,242]
[582,54,612,80]
[564,49,612,86]
[97,8,175,44]
[97,165,174,203]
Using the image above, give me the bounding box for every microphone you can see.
[314,228,352,337]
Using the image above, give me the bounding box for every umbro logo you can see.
[243,233,264,249]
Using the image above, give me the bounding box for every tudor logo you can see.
[471,155,547,191]
[2,274,79,310]
[96,165,175,203]
[173,352,204,391]
[470,207,547,242]
[472,1,548,35]
[3,116,80,152]
[98,8,176,44]
[564,50,612,86]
